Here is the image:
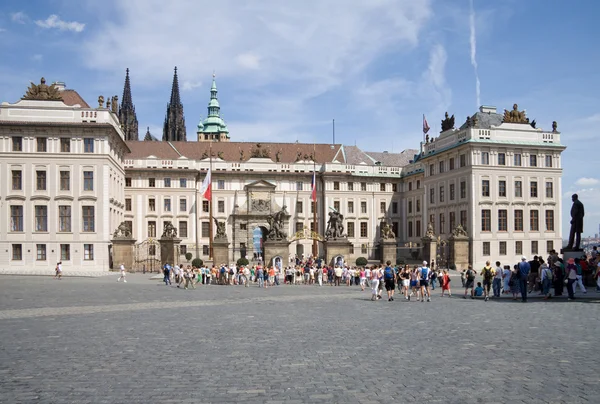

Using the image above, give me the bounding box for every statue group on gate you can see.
[113,221,132,239]
[161,222,178,239]
[213,218,227,240]
[266,208,288,241]
[451,224,468,238]
[325,209,345,240]
[380,222,396,240]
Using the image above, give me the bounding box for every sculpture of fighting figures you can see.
[451,224,468,238]
[441,112,455,132]
[214,218,227,240]
[161,222,178,238]
[325,209,345,240]
[380,222,396,240]
[266,208,288,240]
[424,222,435,239]
[112,221,132,238]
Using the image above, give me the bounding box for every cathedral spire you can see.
[163,66,187,141]
[118,68,139,141]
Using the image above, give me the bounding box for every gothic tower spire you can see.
[118,68,139,141]
[163,66,187,141]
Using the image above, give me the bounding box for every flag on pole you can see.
[423,114,430,134]
[311,171,317,202]
[200,169,211,200]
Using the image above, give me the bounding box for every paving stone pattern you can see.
[0,274,599,403]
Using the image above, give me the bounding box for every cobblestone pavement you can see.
[1,275,599,403]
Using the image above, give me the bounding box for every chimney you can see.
[53,81,66,91]
[479,105,496,114]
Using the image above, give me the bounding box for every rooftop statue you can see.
[441,112,455,132]
[503,103,528,124]
[22,77,63,101]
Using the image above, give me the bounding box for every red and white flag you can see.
[311,171,317,202]
[422,114,430,134]
[200,169,211,200]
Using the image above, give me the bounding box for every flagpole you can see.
[312,143,317,258]
[209,142,213,260]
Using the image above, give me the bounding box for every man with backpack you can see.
[419,261,432,302]
[383,261,396,301]
[518,256,531,302]
[480,261,494,301]
[541,262,553,299]
[463,265,476,299]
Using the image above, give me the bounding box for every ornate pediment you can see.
[244,180,276,191]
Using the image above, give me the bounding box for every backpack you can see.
[482,267,493,281]
[545,268,554,281]
[576,265,582,276]
[421,267,429,280]
[431,271,437,280]
[384,267,394,280]
[467,269,475,281]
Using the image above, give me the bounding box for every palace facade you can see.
[0,72,565,273]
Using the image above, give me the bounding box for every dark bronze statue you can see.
[566,194,584,250]
[441,112,455,132]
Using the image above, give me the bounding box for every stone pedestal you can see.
[212,239,230,266]
[379,240,397,265]
[449,236,469,271]
[325,238,354,266]
[421,237,437,267]
[111,238,136,272]
[560,248,585,264]
[264,239,290,268]
[159,237,181,267]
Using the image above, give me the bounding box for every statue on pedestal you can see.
[161,222,178,238]
[112,221,132,238]
[425,222,435,239]
[325,210,345,240]
[451,224,468,238]
[266,208,287,241]
[213,218,227,240]
[566,194,584,250]
[380,222,396,240]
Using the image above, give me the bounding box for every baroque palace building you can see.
[0,71,566,273]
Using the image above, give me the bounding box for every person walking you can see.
[54,262,63,280]
[370,266,380,301]
[509,265,521,300]
[383,261,396,301]
[419,261,432,302]
[163,264,171,286]
[553,260,565,296]
[400,265,410,299]
[518,256,531,302]
[441,269,452,297]
[117,263,127,283]
[573,258,587,295]
[492,261,502,298]
[409,266,420,301]
[256,265,265,288]
[359,267,366,291]
[480,261,494,301]
[566,258,578,301]
[463,266,476,299]
[540,262,553,299]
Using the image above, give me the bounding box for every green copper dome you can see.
[199,76,229,134]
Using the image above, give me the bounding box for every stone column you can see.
[379,240,397,265]
[212,239,230,267]
[325,238,354,266]
[449,234,469,271]
[264,239,290,268]
[421,237,437,267]
[111,238,136,272]
[159,237,182,267]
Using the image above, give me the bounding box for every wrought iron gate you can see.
[134,238,161,273]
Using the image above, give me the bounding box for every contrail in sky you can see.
[469,0,481,107]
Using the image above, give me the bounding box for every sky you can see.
[1,0,599,238]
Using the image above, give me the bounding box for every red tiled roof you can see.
[125,141,181,159]
[60,89,90,108]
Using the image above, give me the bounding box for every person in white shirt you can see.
[118,263,127,282]
[54,262,62,280]
[492,261,502,297]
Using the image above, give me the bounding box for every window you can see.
[408,221,413,237]
[217,180,225,190]
[416,180,421,189]
[530,210,539,231]
[439,213,445,234]
[460,154,466,167]
[481,209,491,232]
[347,222,355,238]
[380,183,386,192]
[10,206,23,231]
[429,214,435,232]
[449,183,455,200]
[59,206,71,232]
[296,181,303,191]
[36,244,47,260]
[333,181,340,191]
[240,223,247,230]
[482,180,490,197]
[83,244,94,260]
[12,137,23,151]
[361,182,367,191]
[310,222,316,232]
[530,155,537,167]
[35,205,48,232]
[449,158,455,170]
[545,210,554,231]
[360,222,368,238]
[514,153,522,166]
[125,177,132,187]
[530,181,538,198]
[83,171,94,191]
[164,198,171,212]
[200,222,209,238]
[546,240,554,253]
[531,240,538,255]
[392,222,399,237]
[514,210,523,231]
[481,152,489,165]
[164,178,171,187]
[449,212,456,231]
[409,182,413,191]
[361,201,367,214]
[460,210,467,229]
[545,155,552,168]
[124,221,133,237]
[430,188,435,204]
[347,201,354,214]
[416,220,421,237]
[380,202,386,214]
[515,241,523,255]
[498,180,506,197]
[60,244,70,261]
[439,161,444,173]
[334,201,340,212]
[498,209,507,231]
[149,178,155,187]
[460,181,466,199]
[84,138,94,153]
[392,202,398,214]
[545,181,553,198]
[392,183,397,192]
[60,138,70,152]
[60,171,70,191]
[217,200,224,213]
[202,245,209,256]
[180,178,187,188]
[483,242,490,256]
[295,222,304,232]
[499,241,507,256]
[125,198,132,211]
[37,137,47,152]
[202,200,209,213]
[439,186,445,202]
[180,245,187,256]
[348,182,354,191]
[498,153,506,165]
[179,198,187,212]
[36,170,47,190]
[12,244,22,260]
[82,206,95,232]
[429,164,435,176]
[148,221,156,238]
[515,181,522,197]
[296,201,303,214]
[149,198,156,212]
[408,201,413,214]
[179,221,188,238]
[12,170,22,190]
[416,199,421,212]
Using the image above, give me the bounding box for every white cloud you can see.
[35,15,85,33]
[182,81,202,92]
[584,113,600,123]
[11,12,27,24]
[0,28,6,33]
[468,0,481,108]
[575,177,599,186]
[236,52,261,70]
[31,54,43,61]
